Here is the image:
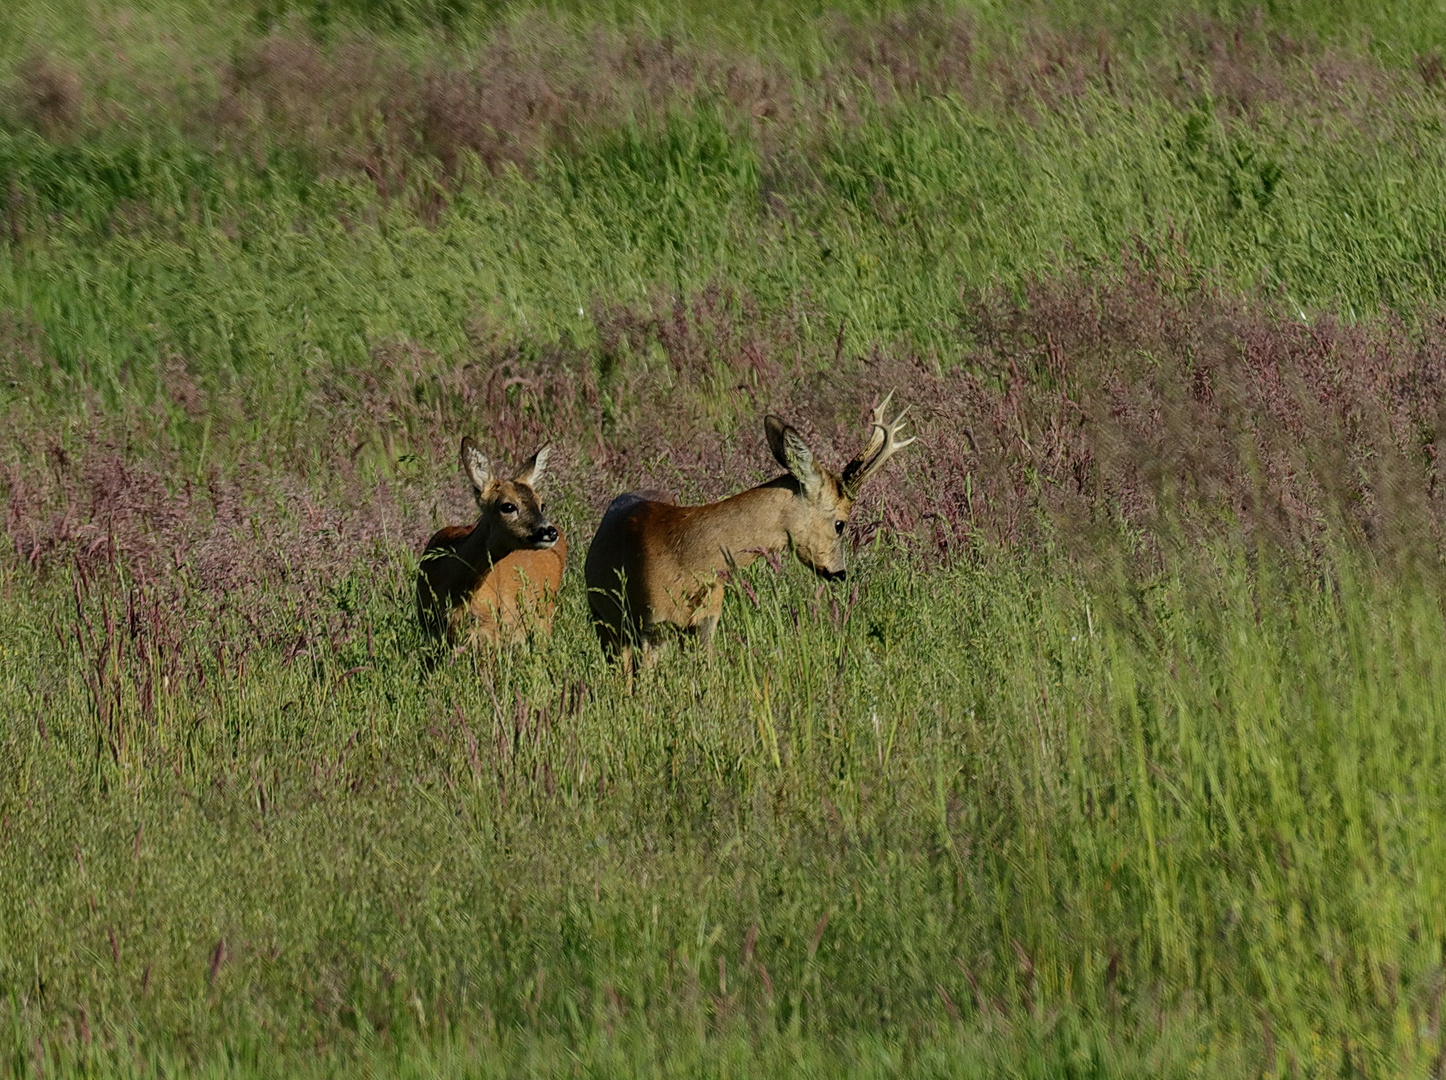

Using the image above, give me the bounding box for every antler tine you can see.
[842,390,917,494]
[868,388,895,427]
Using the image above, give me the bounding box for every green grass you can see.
[5,541,1446,1077]
[6,0,1446,1075]
[4,26,1446,437]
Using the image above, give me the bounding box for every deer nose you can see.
[823,567,847,583]
[533,525,559,546]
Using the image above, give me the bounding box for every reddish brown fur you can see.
[416,440,564,648]
[420,524,566,646]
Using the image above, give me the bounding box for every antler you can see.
[841,390,916,496]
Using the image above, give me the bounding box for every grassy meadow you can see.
[6,0,1446,1076]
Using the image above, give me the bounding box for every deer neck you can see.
[683,478,798,572]
[455,514,510,579]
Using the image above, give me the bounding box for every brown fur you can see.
[420,525,566,646]
[584,402,912,668]
[417,440,564,648]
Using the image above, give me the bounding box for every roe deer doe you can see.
[584,393,914,667]
[417,438,565,648]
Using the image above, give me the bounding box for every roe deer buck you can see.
[417,438,566,648]
[584,392,914,666]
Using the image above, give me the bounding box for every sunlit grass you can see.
[4,540,1446,1076]
[6,0,1446,1076]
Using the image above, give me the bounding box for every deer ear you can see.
[460,437,493,492]
[517,444,551,488]
[764,415,823,498]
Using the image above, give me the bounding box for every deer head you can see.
[461,437,558,559]
[764,391,915,580]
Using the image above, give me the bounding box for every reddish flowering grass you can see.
[2,10,1428,204]
[8,262,1445,628]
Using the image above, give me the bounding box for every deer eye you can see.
[835,520,845,535]
[500,502,518,515]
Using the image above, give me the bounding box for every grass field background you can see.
[5,0,1446,1076]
